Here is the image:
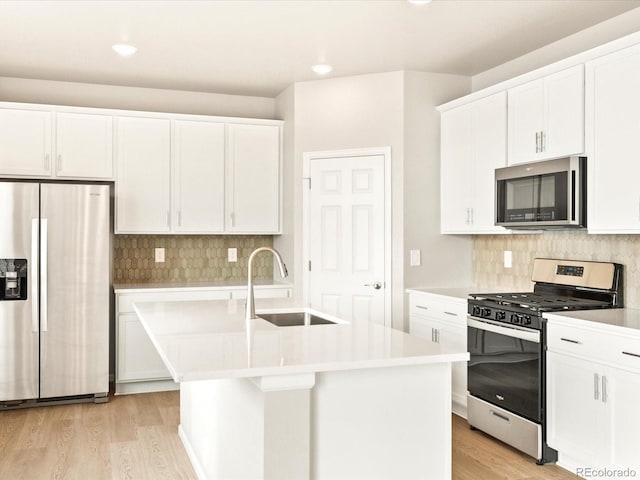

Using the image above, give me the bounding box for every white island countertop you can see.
[134,298,469,383]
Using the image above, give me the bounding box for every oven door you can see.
[467,317,542,422]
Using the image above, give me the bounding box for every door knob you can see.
[364,282,382,290]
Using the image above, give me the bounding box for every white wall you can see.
[403,71,472,296]
[472,7,640,91]
[0,76,276,118]
[273,84,298,297]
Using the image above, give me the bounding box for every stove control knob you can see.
[472,305,481,316]
[523,316,532,325]
[510,314,521,324]
[495,311,506,321]
[482,308,492,318]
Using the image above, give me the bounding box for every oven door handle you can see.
[468,317,541,344]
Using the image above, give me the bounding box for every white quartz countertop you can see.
[544,308,640,337]
[134,298,469,382]
[405,286,507,301]
[114,279,292,293]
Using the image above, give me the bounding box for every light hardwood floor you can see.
[0,391,579,480]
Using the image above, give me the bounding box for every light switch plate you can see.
[504,250,512,269]
[410,249,421,267]
[155,247,165,263]
[228,247,238,262]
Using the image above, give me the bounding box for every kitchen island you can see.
[134,298,468,480]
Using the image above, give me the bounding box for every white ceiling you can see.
[1,0,639,98]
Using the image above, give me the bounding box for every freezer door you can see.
[0,182,39,402]
[39,183,110,398]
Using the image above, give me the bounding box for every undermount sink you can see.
[257,311,336,327]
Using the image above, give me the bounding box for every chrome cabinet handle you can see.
[364,282,382,290]
[602,375,607,404]
[415,305,428,310]
[31,219,39,333]
[431,328,435,342]
[594,373,600,401]
[541,131,546,152]
[490,410,510,423]
[623,351,640,358]
[40,219,48,332]
[444,311,458,317]
[535,132,540,153]
[560,337,582,344]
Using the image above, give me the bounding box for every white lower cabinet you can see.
[546,317,640,475]
[408,292,467,416]
[115,285,292,394]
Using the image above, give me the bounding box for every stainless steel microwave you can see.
[495,156,586,229]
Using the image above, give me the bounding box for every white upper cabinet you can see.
[441,91,508,234]
[172,120,225,233]
[0,108,52,176]
[586,43,640,233]
[55,112,113,179]
[226,124,281,233]
[116,116,171,233]
[508,65,584,165]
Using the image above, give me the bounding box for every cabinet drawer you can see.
[409,294,466,326]
[117,290,231,313]
[548,322,640,372]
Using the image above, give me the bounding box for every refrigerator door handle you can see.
[40,218,48,332]
[31,218,39,333]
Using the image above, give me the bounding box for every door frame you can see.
[302,146,392,327]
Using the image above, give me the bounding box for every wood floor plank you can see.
[0,391,583,480]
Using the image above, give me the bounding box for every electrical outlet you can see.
[410,249,421,267]
[155,247,165,263]
[504,250,512,269]
[228,247,238,262]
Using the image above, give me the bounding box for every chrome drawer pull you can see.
[622,351,640,358]
[444,311,458,317]
[415,305,428,310]
[560,337,581,344]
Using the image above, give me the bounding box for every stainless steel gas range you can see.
[467,258,623,464]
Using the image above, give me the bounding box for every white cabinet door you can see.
[0,108,52,176]
[586,43,640,233]
[117,313,170,382]
[441,92,507,234]
[441,103,474,233]
[508,80,544,165]
[226,124,281,233]
[116,116,171,233]
[173,120,225,233]
[508,65,584,165]
[55,112,113,179]
[544,65,584,159]
[608,366,640,470]
[546,351,610,464]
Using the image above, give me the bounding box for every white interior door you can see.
[308,153,386,324]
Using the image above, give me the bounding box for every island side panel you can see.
[311,363,452,480]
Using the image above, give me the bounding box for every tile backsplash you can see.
[473,231,640,308]
[114,235,274,284]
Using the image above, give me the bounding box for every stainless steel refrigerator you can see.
[0,182,110,406]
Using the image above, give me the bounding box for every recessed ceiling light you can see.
[408,0,432,4]
[112,43,137,57]
[311,64,333,75]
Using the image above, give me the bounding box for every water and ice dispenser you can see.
[0,259,28,300]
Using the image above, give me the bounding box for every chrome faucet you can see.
[245,247,288,321]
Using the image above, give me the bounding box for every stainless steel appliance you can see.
[0,181,110,408]
[467,258,622,464]
[495,156,586,229]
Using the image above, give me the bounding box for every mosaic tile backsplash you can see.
[473,231,640,308]
[114,235,274,284]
